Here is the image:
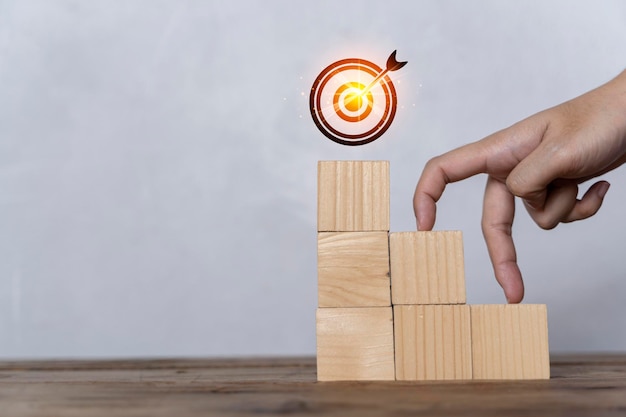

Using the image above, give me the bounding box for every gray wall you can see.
[1,1,625,358]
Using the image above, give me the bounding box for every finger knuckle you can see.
[505,175,529,198]
[423,156,441,172]
[535,216,559,230]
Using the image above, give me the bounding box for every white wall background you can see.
[1,1,625,358]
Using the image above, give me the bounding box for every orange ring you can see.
[332,82,373,122]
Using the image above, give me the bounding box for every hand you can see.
[414,70,626,303]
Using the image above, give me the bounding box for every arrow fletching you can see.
[386,50,408,72]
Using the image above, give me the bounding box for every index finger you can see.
[413,140,490,230]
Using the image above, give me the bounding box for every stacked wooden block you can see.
[316,160,550,381]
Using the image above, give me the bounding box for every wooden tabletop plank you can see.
[0,355,625,416]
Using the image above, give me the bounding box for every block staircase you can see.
[316,161,550,381]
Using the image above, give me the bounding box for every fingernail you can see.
[597,182,610,199]
[416,218,421,231]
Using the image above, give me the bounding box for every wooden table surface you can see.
[1,354,625,416]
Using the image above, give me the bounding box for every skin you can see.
[414,70,626,303]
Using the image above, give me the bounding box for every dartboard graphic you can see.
[310,50,407,146]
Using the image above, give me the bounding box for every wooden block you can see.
[316,307,395,381]
[317,161,389,232]
[318,232,390,307]
[471,304,550,380]
[394,305,472,380]
[389,231,466,305]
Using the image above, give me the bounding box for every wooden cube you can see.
[394,305,472,380]
[318,232,390,307]
[316,307,395,381]
[390,231,466,305]
[317,161,389,232]
[471,304,550,380]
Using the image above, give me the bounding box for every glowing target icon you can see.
[310,50,407,146]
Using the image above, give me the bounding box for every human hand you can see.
[414,70,626,303]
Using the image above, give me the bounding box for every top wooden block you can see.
[317,161,389,232]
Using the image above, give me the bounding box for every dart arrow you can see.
[360,50,407,96]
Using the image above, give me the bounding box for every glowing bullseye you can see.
[333,82,373,122]
[344,93,362,112]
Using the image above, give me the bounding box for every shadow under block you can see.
[394,305,472,380]
[316,307,395,381]
[389,231,466,305]
[317,232,391,307]
[471,304,550,380]
[317,161,389,232]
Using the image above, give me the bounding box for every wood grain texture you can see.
[0,355,624,416]
[317,160,389,232]
[318,231,390,307]
[471,304,550,380]
[316,307,395,381]
[0,355,625,416]
[394,305,472,380]
[389,231,466,305]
